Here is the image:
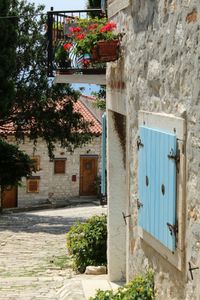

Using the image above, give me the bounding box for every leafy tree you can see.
[0,0,93,189]
[0,139,32,187]
[1,0,93,157]
[0,0,17,120]
[92,85,106,110]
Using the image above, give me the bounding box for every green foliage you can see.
[0,139,32,187]
[92,85,106,110]
[0,0,93,159]
[66,214,107,273]
[0,0,17,120]
[89,271,155,300]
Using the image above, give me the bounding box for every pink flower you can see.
[69,27,81,33]
[76,33,85,40]
[63,43,72,50]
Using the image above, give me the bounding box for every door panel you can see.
[1,186,18,208]
[80,156,98,196]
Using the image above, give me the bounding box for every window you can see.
[31,155,40,171]
[54,159,66,174]
[27,177,40,193]
[137,111,186,271]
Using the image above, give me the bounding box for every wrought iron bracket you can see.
[188,262,199,280]
[137,136,144,150]
[166,222,178,237]
[122,212,131,225]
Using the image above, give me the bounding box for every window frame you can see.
[54,158,66,174]
[27,177,40,193]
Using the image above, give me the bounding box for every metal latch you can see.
[137,199,143,209]
[166,222,178,237]
[137,136,144,150]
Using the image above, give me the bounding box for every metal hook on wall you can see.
[188,262,199,280]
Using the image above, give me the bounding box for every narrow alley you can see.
[0,204,107,300]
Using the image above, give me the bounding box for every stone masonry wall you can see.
[108,0,200,299]
[7,136,101,208]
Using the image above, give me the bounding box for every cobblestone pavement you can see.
[0,204,107,300]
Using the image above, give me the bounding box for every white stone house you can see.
[0,96,102,209]
[106,1,200,299]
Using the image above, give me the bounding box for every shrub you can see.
[66,214,107,273]
[89,271,155,300]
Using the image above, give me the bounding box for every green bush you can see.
[66,214,107,273]
[89,271,155,300]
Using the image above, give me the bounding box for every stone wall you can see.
[7,136,101,208]
[107,0,200,298]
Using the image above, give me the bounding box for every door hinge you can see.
[166,222,178,237]
[168,148,180,164]
[137,199,143,209]
[137,136,144,150]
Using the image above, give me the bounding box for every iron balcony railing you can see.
[47,8,106,77]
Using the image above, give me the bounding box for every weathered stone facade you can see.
[6,136,101,208]
[107,0,200,299]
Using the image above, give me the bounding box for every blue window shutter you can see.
[138,126,177,251]
[101,113,106,196]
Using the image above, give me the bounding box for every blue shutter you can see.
[138,126,177,251]
[101,113,106,196]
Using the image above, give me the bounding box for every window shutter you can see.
[138,126,177,251]
[101,112,107,196]
[27,178,39,193]
[31,156,40,171]
[54,159,66,174]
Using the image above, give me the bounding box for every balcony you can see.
[47,9,107,85]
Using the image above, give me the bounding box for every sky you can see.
[31,0,100,95]
[31,0,87,12]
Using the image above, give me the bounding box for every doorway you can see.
[1,186,18,208]
[79,155,98,196]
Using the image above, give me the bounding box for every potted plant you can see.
[54,41,72,71]
[64,17,120,64]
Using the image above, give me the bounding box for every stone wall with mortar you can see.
[107,0,200,298]
[6,136,101,208]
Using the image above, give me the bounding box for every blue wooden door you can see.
[138,126,177,251]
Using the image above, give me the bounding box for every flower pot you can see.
[91,40,120,62]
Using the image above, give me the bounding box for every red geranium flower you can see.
[100,22,116,33]
[76,33,85,40]
[63,43,72,50]
[69,27,81,33]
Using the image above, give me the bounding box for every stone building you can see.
[1,96,102,209]
[106,0,200,299]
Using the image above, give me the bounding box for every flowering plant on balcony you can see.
[64,17,120,65]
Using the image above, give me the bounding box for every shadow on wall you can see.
[131,0,157,33]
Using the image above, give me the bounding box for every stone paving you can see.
[0,204,107,300]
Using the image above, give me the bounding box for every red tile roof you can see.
[74,100,102,135]
[0,98,102,136]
